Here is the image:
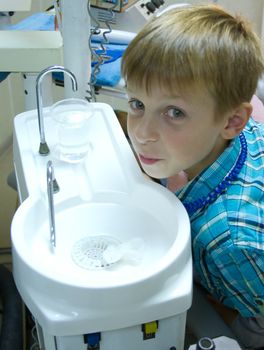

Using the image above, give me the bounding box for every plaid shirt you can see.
[174,118,264,317]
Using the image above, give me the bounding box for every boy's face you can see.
[126,84,230,180]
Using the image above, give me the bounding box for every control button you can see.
[196,337,215,350]
[146,2,156,12]
[151,0,161,8]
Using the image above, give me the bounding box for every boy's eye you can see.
[163,107,185,120]
[128,99,145,112]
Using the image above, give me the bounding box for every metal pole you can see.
[61,0,91,99]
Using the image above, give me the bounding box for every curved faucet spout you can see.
[36,65,78,155]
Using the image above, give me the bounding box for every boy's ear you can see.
[221,102,252,139]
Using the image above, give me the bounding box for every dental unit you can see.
[6,1,193,349]
[11,64,192,350]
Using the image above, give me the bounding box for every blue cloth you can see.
[95,57,122,86]
[52,42,125,88]
[163,118,264,317]
[90,42,126,86]
[1,12,125,86]
[53,42,126,87]
[5,12,55,31]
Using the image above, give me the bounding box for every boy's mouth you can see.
[138,154,161,165]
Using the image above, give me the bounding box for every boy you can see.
[121,4,264,349]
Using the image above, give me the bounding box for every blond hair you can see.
[122,5,264,115]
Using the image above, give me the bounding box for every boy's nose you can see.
[134,116,159,144]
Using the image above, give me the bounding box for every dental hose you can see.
[0,264,23,350]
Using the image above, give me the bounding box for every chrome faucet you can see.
[47,160,58,248]
[36,65,78,156]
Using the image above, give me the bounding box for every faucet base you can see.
[39,142,50,156]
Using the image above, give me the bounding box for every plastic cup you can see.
[51,98,91,163]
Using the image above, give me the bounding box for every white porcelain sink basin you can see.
[12,182,191,335]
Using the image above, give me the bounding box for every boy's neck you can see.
[167,171,189,192]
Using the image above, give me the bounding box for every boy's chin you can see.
[141,168,165,180]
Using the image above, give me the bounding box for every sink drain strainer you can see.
[71,235,121,270]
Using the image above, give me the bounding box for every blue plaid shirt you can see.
[173,118,264,317]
